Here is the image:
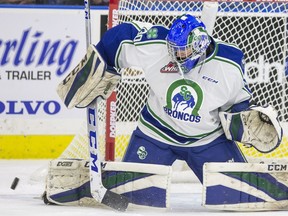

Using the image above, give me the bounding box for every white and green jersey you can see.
[96,21,252,147]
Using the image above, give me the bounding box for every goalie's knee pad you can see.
[44,159,172,209]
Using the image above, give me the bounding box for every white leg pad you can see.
[44,159,172,209]
[203,161,288,211]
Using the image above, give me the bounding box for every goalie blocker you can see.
[219,105,283,153]
[44,159,172,209]
[57,44,120,109]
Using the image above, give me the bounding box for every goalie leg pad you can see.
[44,159,96,206]
[203,162,288,211]
[45,159,172,209]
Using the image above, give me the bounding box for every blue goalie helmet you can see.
[167,14,211,74]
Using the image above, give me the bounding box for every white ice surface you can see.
[0,160,288,216]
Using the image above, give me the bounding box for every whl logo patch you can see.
[160,61,178,73]
[164,79,203,123]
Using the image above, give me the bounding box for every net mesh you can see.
[61,0,288,163]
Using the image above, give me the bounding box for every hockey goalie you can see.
[46,14,286,211]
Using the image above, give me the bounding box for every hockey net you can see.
[60,0,288,173]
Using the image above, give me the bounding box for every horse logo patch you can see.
[164,79,203,123]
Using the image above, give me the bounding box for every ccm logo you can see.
[57,161,73,167]
[267,164,287,171]
[88,108,99,173]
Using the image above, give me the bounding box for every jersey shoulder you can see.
[107,21,169,43]
[131,21,169,43]
[214,40,244,72]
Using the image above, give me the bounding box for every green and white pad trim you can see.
[203,162,288,211]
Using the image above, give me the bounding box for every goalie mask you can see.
[167,14,211,74]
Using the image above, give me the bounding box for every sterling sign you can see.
[0,6,108,135]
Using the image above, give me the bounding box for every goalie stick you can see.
[201,1,218,35]
[83,0,129,211]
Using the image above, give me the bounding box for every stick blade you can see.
[101,190,129,211]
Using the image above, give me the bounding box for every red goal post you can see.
[60,0,288,166]
[104,0,120,161]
